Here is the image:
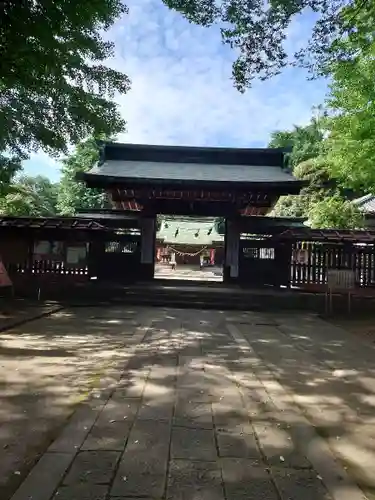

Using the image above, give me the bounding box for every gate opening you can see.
[154,216,224,282]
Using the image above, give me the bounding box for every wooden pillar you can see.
[224,218,240,283]
[87,239,103,279]
[140,216,156,280]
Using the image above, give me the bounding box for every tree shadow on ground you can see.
[1,305,375,500]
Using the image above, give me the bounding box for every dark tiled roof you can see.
[0,216,107,231]
[86,160,296,185]
[353,194,375,214]
[81,142,303,190]
[278,228,375,242]
[77,211,139,220]
[100,142,286,167]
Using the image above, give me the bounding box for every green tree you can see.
[1,0,130,179]
[269,119,330,219]
[0,175,58,216]
[269,117,325,169]
[324,27,375,192]
[163,0,372,90]
[308,195,364,229]
[57,137,108,215]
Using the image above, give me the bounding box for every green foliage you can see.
[1,0,129,171]
[269,120,333,221]
[308,195,364,229]
[162,0,370,90]
[0,154,22,197]
[0,175,58,216]
[57,137,109,215]
[324,21,375,192]
[268,115,365,229]
[269,117,325,169]
[271,193,312,218]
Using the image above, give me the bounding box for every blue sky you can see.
[23,0,327,181]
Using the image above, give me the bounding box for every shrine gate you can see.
[1,142,375,300]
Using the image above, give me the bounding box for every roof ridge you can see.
[353,193,375,205]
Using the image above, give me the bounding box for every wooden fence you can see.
[290,241,375,289]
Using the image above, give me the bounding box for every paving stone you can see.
[53,484,108,500]
[81,421,132,451]
[146,373,177,389]
[171,427,217,461]
[148,364,178,380]
[212,401,249,427]
[240,386,278,416]
[137,401,174,421]
[111,472,166,498]
[221,458,279,500]
[167,460,225,500]
[143,353,179,368]
[143,379,177,399]
[111,420,170,496]
[63,451,120,485]
[176,372,208,390]
[177,388,216,403]
[253,421,312,469]
[112,379,147,398]
[178,355,205,369]
[98,398,141,422]
[120,420,170,472]
[79,399,139,451]
[48,403,100,453]
[174,401,213,429]
[10,452,75,500]
[216,423,261,458]
[271,467,332,500]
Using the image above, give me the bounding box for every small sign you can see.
[294,249,308,264]
[327,269,355,291]
[66,247,85,265]
[33,240,50,259]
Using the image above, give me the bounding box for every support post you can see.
[140,216,156,280]
[224,218,240,283]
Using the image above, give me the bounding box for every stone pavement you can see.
[0,306,155,500]
[154,264,223,281]
[10,307,373,500]
[0,299,61,332]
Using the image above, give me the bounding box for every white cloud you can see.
[23,0,327,178]
[107,0,327,146]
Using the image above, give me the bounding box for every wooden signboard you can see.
[327,269,355,291]
[66,246,87,265]
[33,240,64,261]
[293,249,308,264]
[326,269,356,314]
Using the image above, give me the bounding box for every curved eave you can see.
[77,172,306,195]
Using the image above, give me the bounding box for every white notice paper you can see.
[66,247,81,264]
